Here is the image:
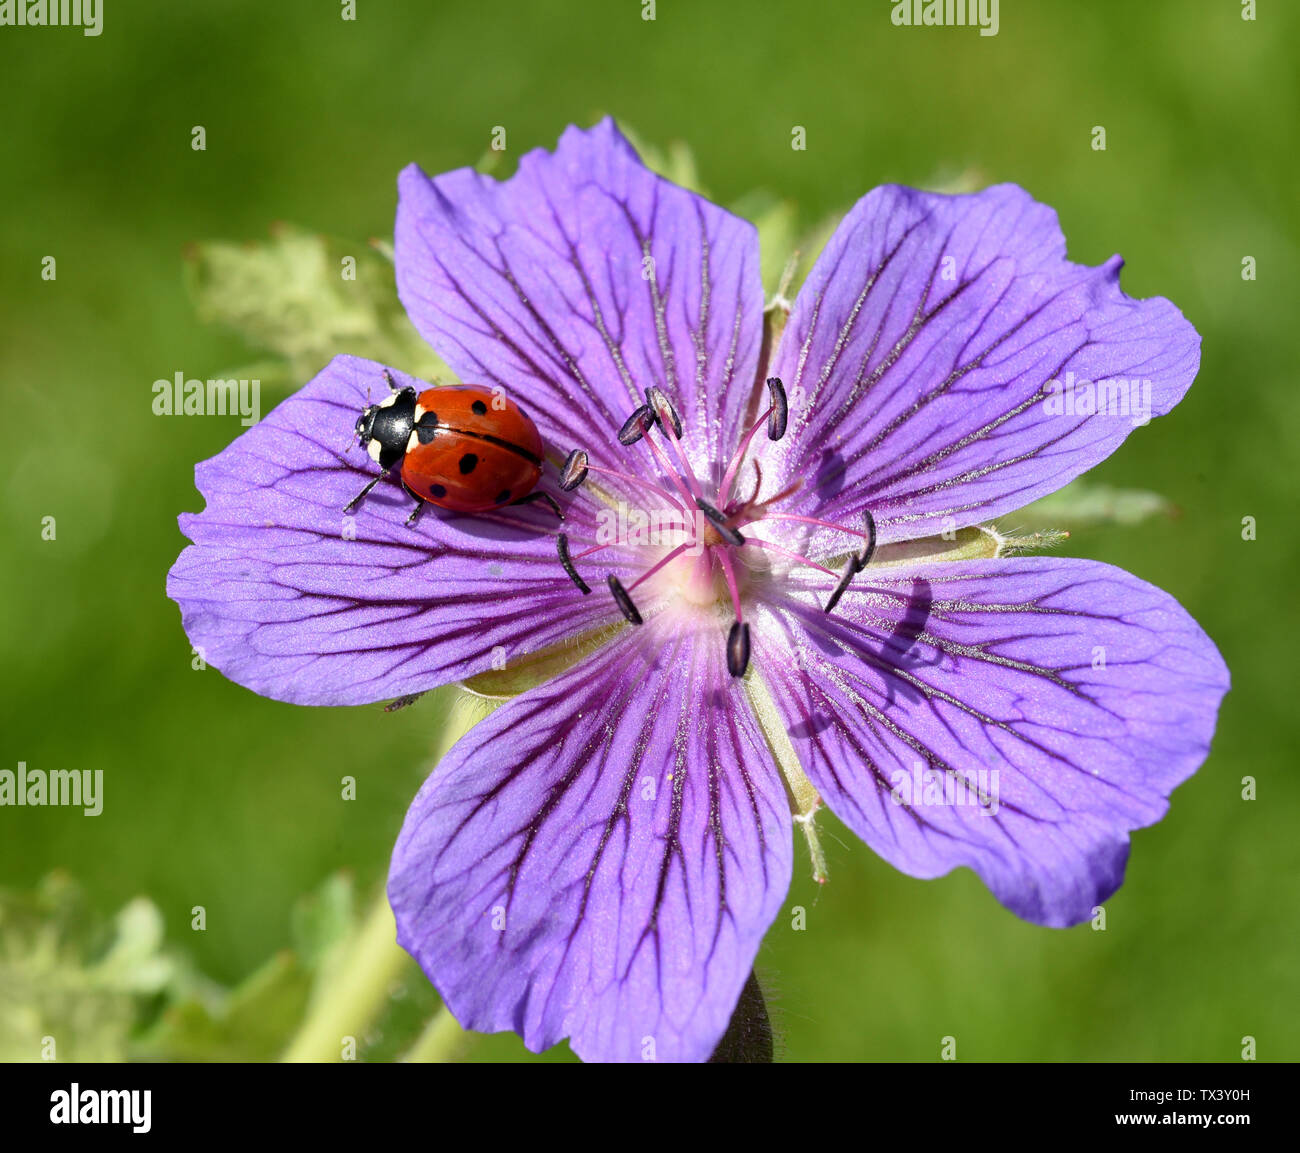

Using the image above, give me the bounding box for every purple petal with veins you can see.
[167,354,626,706]
[165,121,1230,1061]
[395,118,766,484]
[388,625,792,1062]
[754,557,1229,927]
[763,184,1201,551]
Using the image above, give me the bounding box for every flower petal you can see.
[388,626,793,1062]
[765,184,1200,545]
[754,557,1228,926]
[167,354,621,706]
[395,118,766,477]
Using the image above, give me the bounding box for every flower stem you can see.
[281,688,494,1062]
[400,1004,467,1062]
[281,890,408,1062]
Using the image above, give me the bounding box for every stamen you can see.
[618,405,653,446]
[628,542,691,591]
[765,377,788,441]
[645,387,683,440]
[560,449,589,491]
[556,533,591,594]
[696,498,745,547]
[743,459,764,508]
[823,557,858,615]
[853,510,877,571]
[741,537,838,577]
[607,574,643,625]
[761,511,874,559]
[719,389,783,505]
[716,548,745,625]
[585,463,687,513]
[637,415,700,507]
[636,394,704,503]
[726,620,751,678]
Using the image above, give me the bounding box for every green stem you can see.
[280,689,494,1062]
[400,1004,467,1063]
[281,891,408,1062]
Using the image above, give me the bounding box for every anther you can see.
[696,497,746,547]
[618,405,654,446]
[726,621,751,678]
[766,377,788,441]
[853,509,877,571]
[607,574,643,625]
[560,449,589,491]
[557,533,591,594]
[823,557,858,615]
[645,387,683,440]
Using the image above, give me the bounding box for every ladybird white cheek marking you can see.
[406,430,421,454]
[367,439,384,463]
[378,393,399,409]
[413,403,427,421]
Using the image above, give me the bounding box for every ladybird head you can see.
[355,386,417,471]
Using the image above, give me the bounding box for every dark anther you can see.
[607,574,643,625]
[383,691,426,713]
[557,533,591,595]
[618,405,654,446]
[695,497,746,547]
[823,557,858,615]
[560,448,589,491]
[766,377,788,441]
[726,621,751,678]
[645,386,683,439]
[853,509,877,572]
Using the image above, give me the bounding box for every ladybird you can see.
[347,373,562,524]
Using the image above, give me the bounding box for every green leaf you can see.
[141,951,311,1063]
[184,225,451,390]
[0,873,179,1061]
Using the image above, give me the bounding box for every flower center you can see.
[554,381,876,677]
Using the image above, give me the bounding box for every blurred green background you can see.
[1,0,1296,1061]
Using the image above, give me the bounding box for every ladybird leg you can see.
[343,472,386,514]
[401,480,427,528]
[383,369,400,393]
[508,491,564,520]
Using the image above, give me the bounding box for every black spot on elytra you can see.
[458,453,478,475]
[429,483,447,499]
[495,488,511,504]
[416,411,439,444]
[471,400,488,415]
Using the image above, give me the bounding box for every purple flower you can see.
[168,120,1229,1062]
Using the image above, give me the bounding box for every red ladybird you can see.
[347,374,566,523]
